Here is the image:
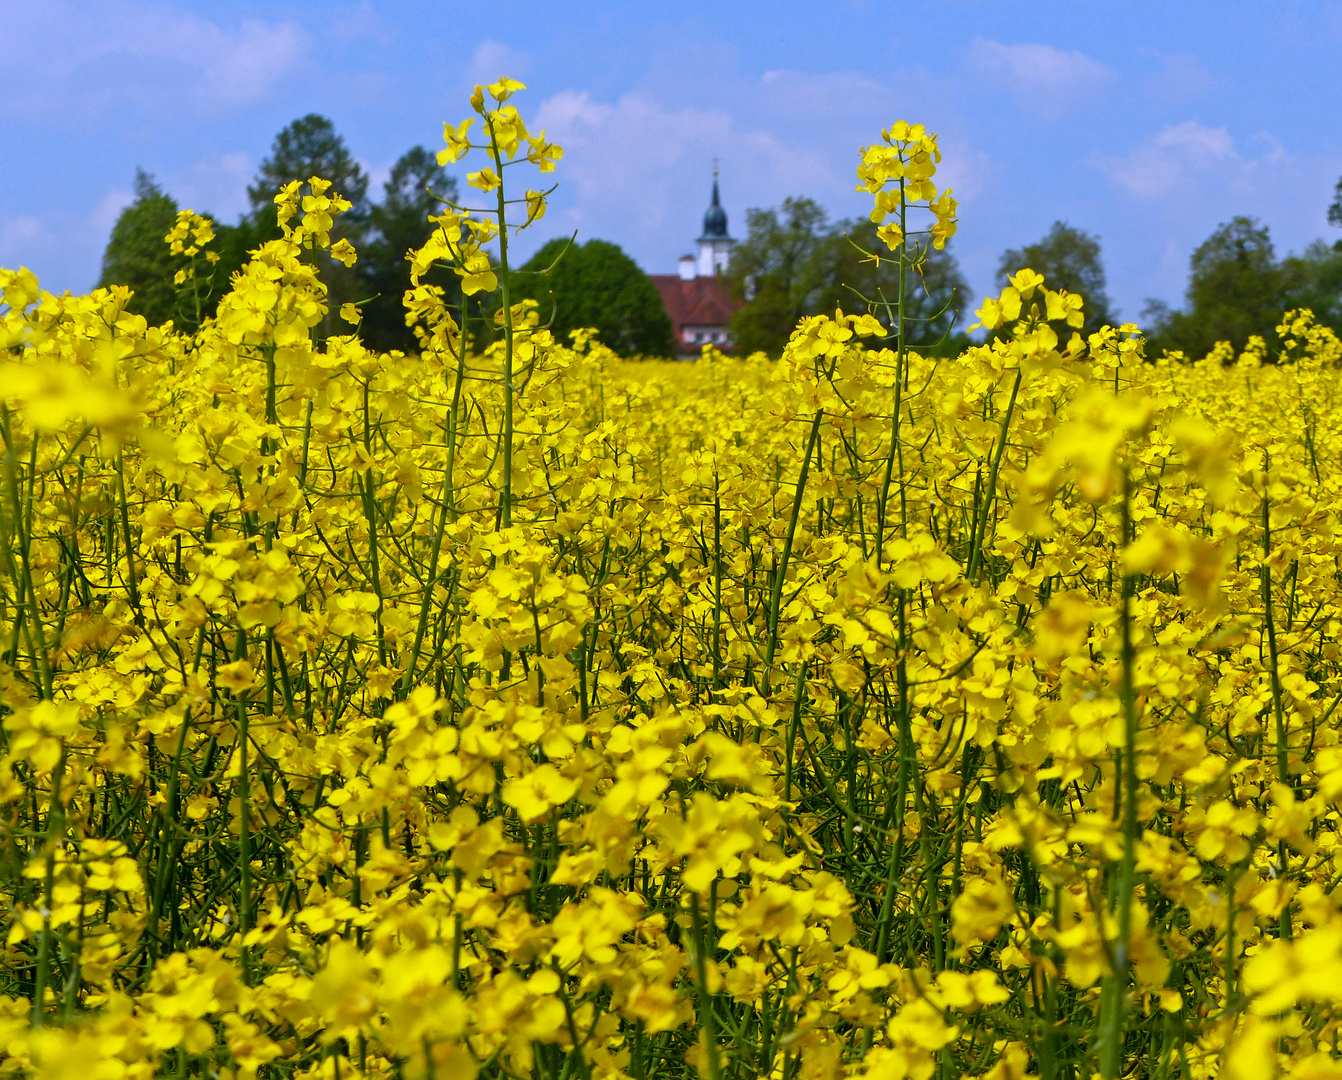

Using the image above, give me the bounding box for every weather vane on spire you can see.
[713,156,719,179]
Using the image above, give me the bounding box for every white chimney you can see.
[678,255,696,281]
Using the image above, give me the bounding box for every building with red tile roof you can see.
[649,171,742,356]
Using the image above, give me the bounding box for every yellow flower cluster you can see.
[857,120,957,252]
[3,94,1342,1080]
[165,211,216,260]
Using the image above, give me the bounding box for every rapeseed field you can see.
[2,80,1341,1080]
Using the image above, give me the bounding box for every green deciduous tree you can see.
[997,220,1114,334]
[97,170,185,327]
[727,197,970,356]
[1282,239,1342,331]
[839,220,970,354]
[359,146,459,352]
[726,198,834,356]
[98,123,480,346]
[1144,216,1286,356]
[510,238,672,357]
[1295,182,1342,330]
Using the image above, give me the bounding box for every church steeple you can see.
[696,162,733,276]
[700,162,730,241]
[654,161,743,354]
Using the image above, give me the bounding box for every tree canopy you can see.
[208,114,373,291]
[726,198,833,356]
[1281,239,1342,332]
[97,170,186,327]
[246,113,371,227]
[98,118,454,337]
[1144,217,1287,356]
[726,197,969,356]
[510,238,673,357]
[359,146,459,352]
[997,221,1114,335]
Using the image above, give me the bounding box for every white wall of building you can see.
[696,238,730,278]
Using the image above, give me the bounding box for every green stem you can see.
[875,184,909,561]
[150,710,194,955]
[0,412,53,695]
[763,410,822,696]
[689,895,723,1080]
[489,120,515,530]
[233,631,253,981]
[401,299,470,697]
[114,450,145,628]
[31,749,66,1027]
[1260,484,1292,939]
[712,476,723,689]
[1098,470,1137,1080]
[965,368,1023,582]
[783,664,807,804]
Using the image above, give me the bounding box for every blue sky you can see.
[3,0,1341,324]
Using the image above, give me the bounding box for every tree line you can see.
[721,188,1342,358]
[100,120,1342,361]
[99,114,676,356]
[721,203,1116,356]
[1142,213,1342,356]
[99,115,465,352]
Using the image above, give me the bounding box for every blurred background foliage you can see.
[99,116,1342,361]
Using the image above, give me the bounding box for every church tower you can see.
[650,164,742,355]
[696,165,733,277]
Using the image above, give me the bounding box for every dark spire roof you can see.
[698,167,730,241]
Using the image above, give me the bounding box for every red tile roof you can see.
[649,274,741,354]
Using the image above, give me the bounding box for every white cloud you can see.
[518,75,996,276]
[1098,121,1237,199]
[3,151,258,290]
[1095,122,1342,302]
[0,208,104,293]
[194,19,310,106]
[529,89,842,266]
[530,91,740,252]
[330,1,392,46]
[537,90,615,134]
[930,139,998,206]
[966,39,1115,119]
[0,1,311,118]
[468,40,529,88]
[0,217,47,264]
[510,80,983,297]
